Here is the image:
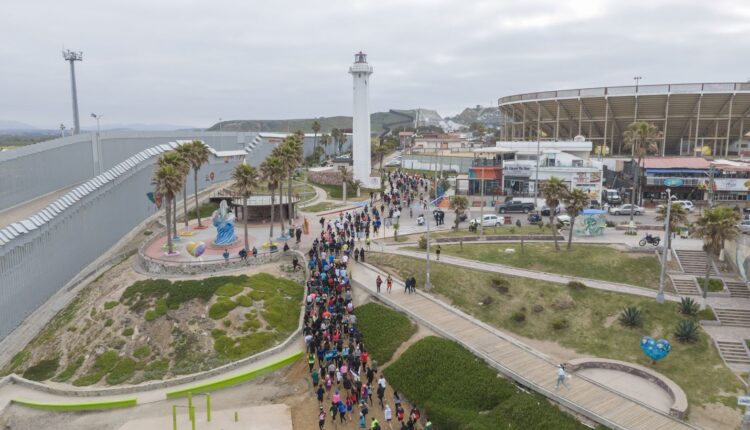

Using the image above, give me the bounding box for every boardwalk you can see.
[350,262,696,430]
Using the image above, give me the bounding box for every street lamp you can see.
[656,187,671,304]
[633,76,642,92]
[91,113,103,174]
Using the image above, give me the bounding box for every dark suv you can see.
[497,200,535,214]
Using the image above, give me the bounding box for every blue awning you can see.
[582,209,607,215]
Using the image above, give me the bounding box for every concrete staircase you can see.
[674,250,716,276]
[715,340,750,366]
[714,308,750,328]
[724,279,750,298]
[669,275,701,296]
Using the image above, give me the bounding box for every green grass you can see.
[412,243,663,289]
[122,327,134,337]
[216,283,244,297]
[422,224,556,239]
[368,252,744,409]
[302,201,344,213]
[208,297,238,320]
[697,278,725,292]
[384,337,587,430]
[133,345,151,359]
[355,303,416,363]
[186,202,218,220]
[22,358,60,381]
[104,301,119,310]
[143,358,169,381]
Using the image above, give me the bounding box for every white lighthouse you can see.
[349,52,374,185]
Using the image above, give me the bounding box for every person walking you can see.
[384,404,393,430]
[360,247,365,263]
[222,249,230,263]
[386,276,393,294]
[371,417,381,430]
[359,411,367,429]
[435,245,441,261]
[555,364,570,390]
[375,275,382,293]
[318,406,327,430]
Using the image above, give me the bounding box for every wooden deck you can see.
[351,262,697,430]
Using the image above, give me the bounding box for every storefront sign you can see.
[503,164,532,177]
[714,178,749,192]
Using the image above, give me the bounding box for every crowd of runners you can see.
[302,171,436,429]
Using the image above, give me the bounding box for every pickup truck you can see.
[497,200,535,214]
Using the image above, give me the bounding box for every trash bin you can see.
[504,216,512,225]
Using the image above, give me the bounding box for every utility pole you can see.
[91,113,103,174]
[657,187,671,304]
[479,176,485,237]
[62,49,83,134]
[708,163,716,208]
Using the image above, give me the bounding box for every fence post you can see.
[172,405,177,430]
[206,393,211,422]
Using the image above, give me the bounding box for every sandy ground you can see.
[117,404,292,430]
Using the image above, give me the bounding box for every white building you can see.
[348,52,375,186]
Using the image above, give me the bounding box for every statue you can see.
[212,200,237,245]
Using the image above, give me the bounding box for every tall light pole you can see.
[657,187,671,304]
[62,50,83,135]
[633,76,642,92]
[91,113,103,174]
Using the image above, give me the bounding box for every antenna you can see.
[62,49,83,134]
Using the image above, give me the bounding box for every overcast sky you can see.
[1,0,749,129]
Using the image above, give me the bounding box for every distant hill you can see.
[0,120,40,132]
[209,110,419,135]
[447,106,502,128]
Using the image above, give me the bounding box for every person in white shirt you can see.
[555,364,570,390]
[378,375,386,389]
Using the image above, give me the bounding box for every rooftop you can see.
[642,157,711,169]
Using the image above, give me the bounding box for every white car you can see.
[471,214,502,227]
[738,220,750,234]
[385,158,401,167]
[675,200,695,212]
[556,214,571,226]
[609,204,644,215]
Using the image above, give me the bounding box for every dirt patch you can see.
[690,402,742,430]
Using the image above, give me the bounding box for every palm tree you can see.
[175,144,193,228]
[153,164,183,254]
[281,134,303,228]
[320,133,331,158]
[261,155,285,242]
[187,140,211,228]
[312,121,321,153]
[623,122,662,221]
[655,203,689,255]
[232,163,259,251]
[331,128,342,155]
[339,166,353,203]
[692,207,740,299]
[449,195,469,230]
[157,151,188,236]
[539,176,567,251]
[562,188,589,250]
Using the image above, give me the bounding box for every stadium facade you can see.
[498,82,750,157]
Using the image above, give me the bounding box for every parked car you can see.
[675,200,694,212]
[556,214,571,226]
[385,158,401,167]
[738,220,750,234]
[497,200,535,214]
[540,206,561,216]
[609,204,644,215]
[527,213,542,224]
[470,214,503,227]
[589,200,601,209]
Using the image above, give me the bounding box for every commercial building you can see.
[498,82,750,156]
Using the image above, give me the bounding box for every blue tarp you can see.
[582,209,607,215]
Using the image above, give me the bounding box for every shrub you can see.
[697,278,725,292]
[104,318,114,327]
[480,296,494,306]
[242,318,261,332]
[104,301,119,310]
[679,297,698,316]
[605,220,616,228]
[418,235,427,250]
[143,358,169,381]
[619,306,643,328]
[511,311,526,323]
[384,337,586,430]
[567,281,587,291]
[53,356,83,382]
[532,305,544,313]
[674,319,700,343]
[216,283,244,297]
[551,318,569,330]
[208,298,238,320]
[67,326,77,332]
[155,298,169,316]
[490,278,510,294]
[551,295,575,311]
[355,303,416,363]
[121,327,134,337]
[106,358,135,385]
[235,295,253,307]
[697,307,716,321]
[133,345,151,359]
[144,310,157,322]
[223,319,232,328]
[73,350,120,386]
[22,358,60,381]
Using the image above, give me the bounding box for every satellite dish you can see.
[574,135,586,142]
